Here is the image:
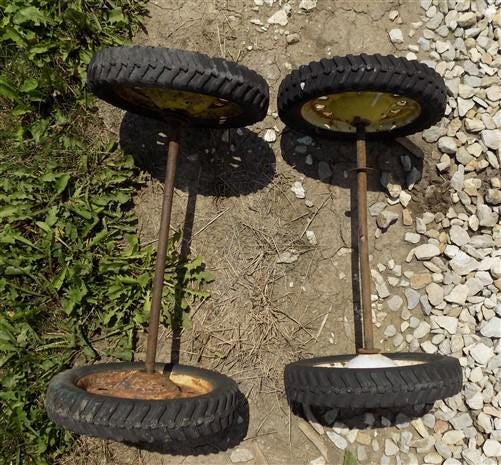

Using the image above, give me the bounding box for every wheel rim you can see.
[300,91,421,133]
[111,85,243,122]
[77,369,213,400]
[314,354,426,369]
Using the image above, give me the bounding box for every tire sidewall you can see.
[46,362,243,446]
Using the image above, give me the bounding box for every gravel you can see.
[385,438,399,456]
[469,343,494,365]
[277,251,298,264]
[267,9,288,25]
[426,282,444,306]
[442,430,465,445]
[457,98,474,117]
[377,210,399,230]
[430,315,458,334]
[405,232,421,244]
[299,0,317,10]
[414,244,441,260]
[414,320,431,339]
[480,317,501,338]
[327,431,347,449]
[290,181,305,199]
[481,129,501,150]
[286,32,300,44]
[387,295,403,311]
[444,284,469,305]
[306,230,317,246]
[230,448,255,463]
[263,128,277,142]
[449,251,479,276]
[438,136,458,154]
[450,166,464,191]
[449,224,470,247]
[457,12,476,27]
[405,288,421,309]
[483,439,501,457]
[389,28,404,43]
[485,189,501,205]
[476,204,498,227]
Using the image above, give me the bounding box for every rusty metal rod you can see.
[145,123,182,374]
[356,126,375,352]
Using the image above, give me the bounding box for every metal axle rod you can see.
[355,126,375,353]
[145,123,182,374]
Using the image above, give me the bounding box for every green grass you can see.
[0,1,213,463]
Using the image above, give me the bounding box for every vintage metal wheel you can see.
[284,353,462,409]
[87,46,269,128]
[278,54,446,139]
[46,362,240,446]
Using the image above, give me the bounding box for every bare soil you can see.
[66,1,450,464]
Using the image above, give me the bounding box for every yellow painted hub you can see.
[112,85,242,122]
[301,91,421,133]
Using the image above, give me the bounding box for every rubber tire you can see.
[277,54,446,139]
[87,46,269,128]
[284,353,462,409]
[46,362,240,446]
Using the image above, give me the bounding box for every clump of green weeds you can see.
[0,1,213,464]
[0,0,148,139]
[0,142,211,464]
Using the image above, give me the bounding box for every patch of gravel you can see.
[357,1,501,463]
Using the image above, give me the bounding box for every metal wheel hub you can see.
[78,369,213,400]
[315,354,425,369]
[112,86,242,121]
[301,91,421,133]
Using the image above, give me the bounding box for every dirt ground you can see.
[68,1,451,464]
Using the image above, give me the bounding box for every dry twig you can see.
[296,418,329,461]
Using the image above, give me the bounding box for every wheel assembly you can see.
[46,46,268,447]
[278,54,446,139]
[278,55,462,410]
[46,363,239,444]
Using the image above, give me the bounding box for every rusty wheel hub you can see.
[78,370,212,400]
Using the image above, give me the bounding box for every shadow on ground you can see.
[119,113,264,456]
[120,112,276,197]
[279,128,424,191]
[120,110,277,378]
[292,402,433,430]
[280,128,424,351]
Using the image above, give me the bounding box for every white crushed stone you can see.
[290,181,305,199]
[263,128,277,142]
[389,28,404,44]
[267,9,288,26]
[230,448,255,463]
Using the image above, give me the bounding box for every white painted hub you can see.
[315,354,424,369]
[345,354,398,369]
